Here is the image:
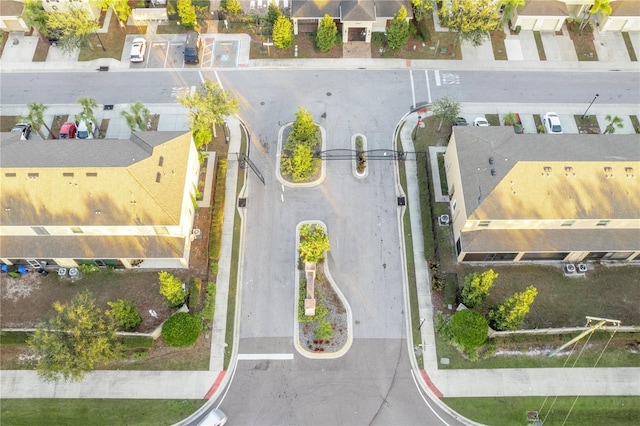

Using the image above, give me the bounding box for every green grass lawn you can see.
[444,396,640,426]
[0,399,206,426]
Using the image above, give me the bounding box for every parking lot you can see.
[125,35,239,70]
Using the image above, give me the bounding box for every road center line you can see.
[434,70,441,87]
[237,353,294,360]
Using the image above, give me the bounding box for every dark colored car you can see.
[453,117,468,126]
[11,123,32,140]
[183,31,201,64]
[513,113,524,134]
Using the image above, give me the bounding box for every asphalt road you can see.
[1,70,638,107]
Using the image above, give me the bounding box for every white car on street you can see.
[543,112,563,134]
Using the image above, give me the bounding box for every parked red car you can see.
[59,122,77,139]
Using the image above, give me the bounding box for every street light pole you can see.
[94,31,106,52]
[581,93,599,119]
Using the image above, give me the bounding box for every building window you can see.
[478,221,490,227]
[32,226,49,235]
[70,227,83,233]
[561,220,575,227]
[5,173,17,177]
[86,172,98,177]
[63,172,74,177]
[159,156,164,166]
[451,200,457,212]
[596,220,610,227]
[156,172,161,183]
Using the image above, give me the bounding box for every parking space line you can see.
[237,353,294,360]
[425,70,431,104]
[434,70,441,86]
[409,70,416,109]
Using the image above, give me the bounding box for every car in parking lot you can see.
[76,120,95,139]
[453,117,468,126]
[513,113,524,134]
[130,38,146,63]
[59,122,77,139]
[184,31,201,64]
[11,123,32,140]
[473,117,489,127]
[543,112,563,134]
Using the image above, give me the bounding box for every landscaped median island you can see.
[277,107,326,187]
[294,221,352,357]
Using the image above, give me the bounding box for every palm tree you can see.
[580,0,612,31]
[77,97,100,137]
[18,102,53,139]
[604,114,623,134]
[120,101,151,131]
[503,112,517,126]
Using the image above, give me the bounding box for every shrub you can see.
[158,271,187,308]
[200,282,216,322]
[460,269,498,308]
[316,14,337,52]
[315,320,334,340]
[489,286,538,331]
[299,223,330,263]
[161,312,202,347]
[447,309,488,359]
[273,15,293,49]
[107,299,142,331]
[211,262,219,275]
[177,0,197,29]
[209,159,227,262]
[515,25,521,34]
[298,279,328,323]
[78,264,100,274]
[188,276,203,311]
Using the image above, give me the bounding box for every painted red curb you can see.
[420,370,444,398]
[204,371,226,399]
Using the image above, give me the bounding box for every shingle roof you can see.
[341,1,376,21]
[291,0,411,19]
[0,131,193,227]
[517,0,569,17]
[451,128,640,221]
[610,1,640,17]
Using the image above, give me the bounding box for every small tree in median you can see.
[299,223,330,263]
[158,271,187,308]
[603,114,623,134]
[273,15,293,49]
[316,14,338,52]
[386,6,410,50]
[282,107,321,182]
[489,286,538,331]
[460,269,498,308]
[107,299,142,331]
[28,291,119,382]
[18,102,53,140]
[77,97,101,137]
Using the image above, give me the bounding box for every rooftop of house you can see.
[610,1,640,17]
[517,0,570,17]
[0,131,194,227]
[450,127,640,221]
[291,0,411,19]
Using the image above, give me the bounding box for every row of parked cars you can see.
[130,31,201,64]
[452,112,563,134]
[10,120,95,140]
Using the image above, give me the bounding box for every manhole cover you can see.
[238,198,247,207]
[326,92,331,96]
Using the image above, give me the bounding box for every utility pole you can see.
[548,316,620,357]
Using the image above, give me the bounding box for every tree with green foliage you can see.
[23,0,48,36]
[161,312,202,347]
[273,15,293,49]
[46,5,99,53]
[158,271,187,308]
[178,79,239,141]
[281,144,319,182]
[316,14,338,52]
[28,291,119,382]
[76,97,100,137]
[290,107,318,144]
[299,223,330,263]
[386,6,411,50]
[489,286,538,331]
[95,0,132,22]
[223,0,242,16]
[500,0,525,24]
[440,0,501,46]
[18,102,52,139]
[267,1,281,29]
[603,114,623,134]
[177,0,197,29]
[121,101,152,131]
[412,0,433,22]
[580,0,611,31]
[461,269,498,308]
[431,95,461,132]
[503,112,517,126]
[446,309,488,360]
[107,299,142,331]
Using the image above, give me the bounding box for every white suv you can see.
[543,112,563,134]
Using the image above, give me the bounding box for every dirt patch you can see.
[51,114,68,139]
[33,36,50,62]
[489,30,507,60]
[299,264,348,354]
[566,21,598,61]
